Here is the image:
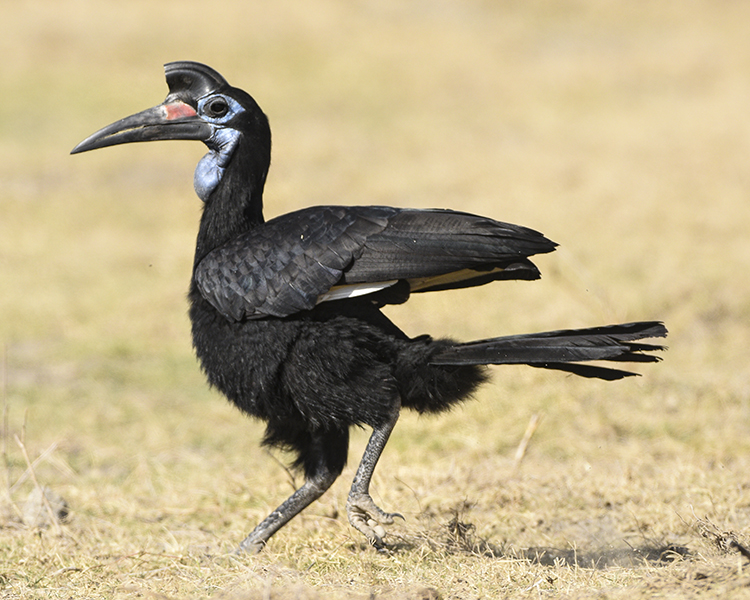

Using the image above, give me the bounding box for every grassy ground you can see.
[3,0,750,598]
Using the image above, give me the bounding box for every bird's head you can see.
[72,61,271,203]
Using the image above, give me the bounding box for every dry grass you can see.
[3,0,750,598]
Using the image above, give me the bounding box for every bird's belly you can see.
[190,305,301,420]
[189,297,404,430]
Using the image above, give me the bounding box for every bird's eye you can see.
[205,97,229,118]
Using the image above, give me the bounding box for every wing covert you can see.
[194,205,395,320]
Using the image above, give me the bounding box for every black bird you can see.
[72,62,666,552]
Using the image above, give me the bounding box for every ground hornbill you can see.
[72,61,667,552]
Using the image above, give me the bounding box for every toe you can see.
[346,494,404,547]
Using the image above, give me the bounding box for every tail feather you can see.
[429,321,667,381]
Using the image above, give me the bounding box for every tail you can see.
[429,321,667,381]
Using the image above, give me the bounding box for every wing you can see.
[341,209,557,292]
[195,206,557,321]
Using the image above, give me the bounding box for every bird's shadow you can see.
[506,543,689,568]
[384,511,689,569]
[385,536,688,569]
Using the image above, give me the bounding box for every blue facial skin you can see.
[193,94,245,202]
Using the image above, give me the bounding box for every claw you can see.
[347,493,404,547]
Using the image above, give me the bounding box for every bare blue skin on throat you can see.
[194,127,241,202]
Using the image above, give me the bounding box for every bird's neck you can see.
[193,137,269,268]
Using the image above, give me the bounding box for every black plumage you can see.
[72,62,667,552]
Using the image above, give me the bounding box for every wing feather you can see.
[194,206,556,320]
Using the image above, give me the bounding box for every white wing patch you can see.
[317,280,398,304]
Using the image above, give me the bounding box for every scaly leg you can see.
[346,398,403,548]
[237,426,348,553]
[237,468,338,553]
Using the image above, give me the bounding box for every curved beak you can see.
[71,100,212,154]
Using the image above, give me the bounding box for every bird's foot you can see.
[346,493,404,549]
[235,535,265,555]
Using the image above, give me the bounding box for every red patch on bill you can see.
[164,102,197,120]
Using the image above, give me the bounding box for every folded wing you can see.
[195,205,557,320]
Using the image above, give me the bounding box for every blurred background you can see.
[1,0,750,577]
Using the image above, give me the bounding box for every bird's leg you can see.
[237,426,348,553]
[346,398,403,549]
[237,466,338,554]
